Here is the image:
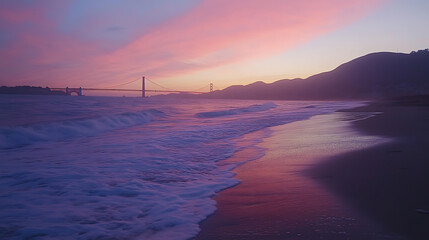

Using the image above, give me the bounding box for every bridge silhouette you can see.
[51,77,214,97]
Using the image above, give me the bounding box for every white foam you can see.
[0,109,163,149]
[195,102,277,118]
[0,97,363,239]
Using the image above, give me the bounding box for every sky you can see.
[0,0,428,94]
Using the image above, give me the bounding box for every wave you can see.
[0,109,163,149]
[195,102,277,118]
[0,98,364,240]
[304,105,316,108]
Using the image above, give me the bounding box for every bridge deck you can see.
[50,88,205,94]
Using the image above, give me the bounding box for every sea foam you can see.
[195,102,277,118]
[0,109,163,149]
[0,96,362,240]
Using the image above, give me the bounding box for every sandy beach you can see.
[312,101,429,240]
[195,101,429,240]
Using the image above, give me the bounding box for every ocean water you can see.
[0,95,362,240]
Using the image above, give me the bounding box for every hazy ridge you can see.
[205,50,429,100]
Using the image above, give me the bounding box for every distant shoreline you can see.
[0,86,65,96]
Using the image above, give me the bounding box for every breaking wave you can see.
[0,109,163,149]
[0,96,365,240]
[195,102,277,118]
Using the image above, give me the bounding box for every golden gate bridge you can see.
[51,76,214,97]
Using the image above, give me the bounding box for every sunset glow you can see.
[2,1,429,239]
[0,0,428,92]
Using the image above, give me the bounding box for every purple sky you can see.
[0,0,428,94]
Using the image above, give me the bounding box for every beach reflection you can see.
[196,112,395,240]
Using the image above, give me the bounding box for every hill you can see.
[204,49,429,100]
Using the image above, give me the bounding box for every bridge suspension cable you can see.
[145,78,174,91]
[62,76,213,97]
[102,77,141,89]
[191,84,211,92]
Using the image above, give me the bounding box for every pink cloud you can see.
[0,1,101,86]
[0,0,385,88]
[86,0,385,85]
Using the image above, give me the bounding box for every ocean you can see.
[0,95,362,240]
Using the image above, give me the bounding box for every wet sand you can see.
[195,107,410,240]
[310,102,429,240]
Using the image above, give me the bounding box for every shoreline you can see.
[194,105,407,240]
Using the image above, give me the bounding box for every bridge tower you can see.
[64,86,83,96]
[210,83,213,92]
[142,76,145,98]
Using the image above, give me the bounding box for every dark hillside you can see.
[205,50,429,100]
